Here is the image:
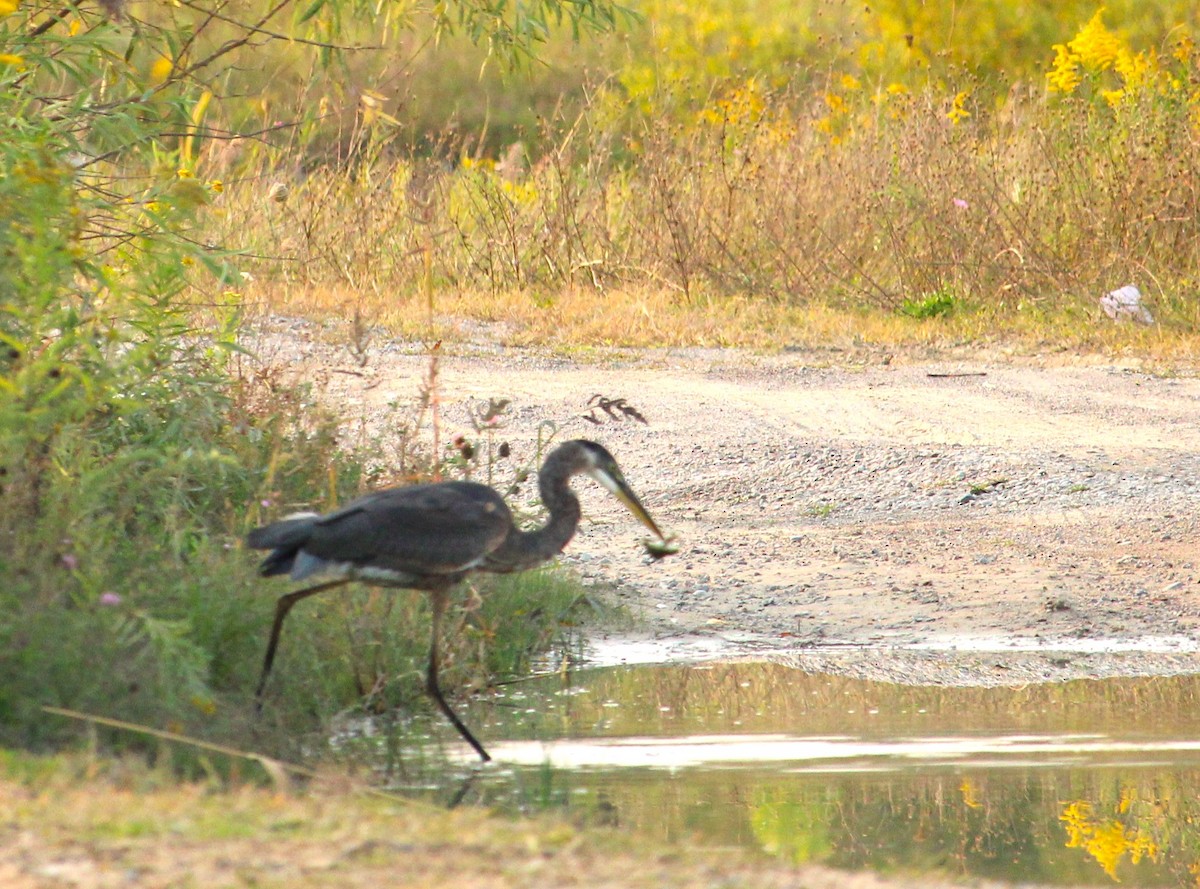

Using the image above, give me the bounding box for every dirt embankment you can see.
[252,321,1200,687]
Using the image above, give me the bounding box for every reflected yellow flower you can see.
[1060,799,1159,880]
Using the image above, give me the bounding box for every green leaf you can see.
[296,0,328,25]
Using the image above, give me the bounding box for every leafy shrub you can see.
[0,0,612,756]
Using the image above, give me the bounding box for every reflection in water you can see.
[1060,798,1158,881]
[365,663,1200,887]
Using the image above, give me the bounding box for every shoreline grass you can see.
[1,750,813,889]
[245,284,1200,367]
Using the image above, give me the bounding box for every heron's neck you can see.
[492,448,584,570]
[519,489,581,564]
[526,449,584,559]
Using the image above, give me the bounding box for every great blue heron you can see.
[247,439,668,762]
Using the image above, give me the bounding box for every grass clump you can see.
[899,291,961,321]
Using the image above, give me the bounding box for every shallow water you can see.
[369,662,1200,887]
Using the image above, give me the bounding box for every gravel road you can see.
[250,319,1200,688]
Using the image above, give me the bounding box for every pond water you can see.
[360,662,1200,887]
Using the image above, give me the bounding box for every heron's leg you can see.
[426,587,492,762]
[255,579,349,709]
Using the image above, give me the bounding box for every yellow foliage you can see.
[149,55,173,84]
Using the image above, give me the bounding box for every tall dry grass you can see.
[213,70,1200,354]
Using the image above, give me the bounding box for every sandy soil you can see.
[251,320,1200,688]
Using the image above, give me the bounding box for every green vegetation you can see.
[0,0,621,757]
[899,290,959,320]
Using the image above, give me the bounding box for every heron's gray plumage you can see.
[250,481,512,584]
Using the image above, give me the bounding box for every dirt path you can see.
[253,322,1200,687]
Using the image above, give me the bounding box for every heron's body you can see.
[248,439,666,762]
[250,482,514,586]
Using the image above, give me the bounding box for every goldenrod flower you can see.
[1173,36,1194,66]
[1047,43,1081,93]
[1069,9,1121,71]
[947,90,971,124]
[1114,47,1152,89]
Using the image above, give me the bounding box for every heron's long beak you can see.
[592,468,666,540]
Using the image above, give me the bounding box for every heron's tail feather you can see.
[246,515,318,578]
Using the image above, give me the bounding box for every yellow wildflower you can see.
[947,90,971,125]
[1069,9,1121,71]
[1047,43,1081,94]
[840,74,861,92]
[0,53,24,68]
[1114,47,1152,90]
[1173,36,1194,66]
[0,0,19,16]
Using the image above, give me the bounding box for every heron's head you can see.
[570,440,666,540]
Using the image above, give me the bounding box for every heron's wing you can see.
[305,481,511,576]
